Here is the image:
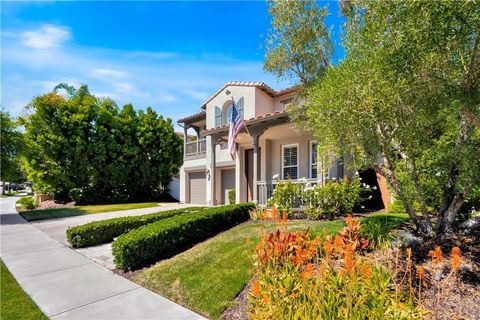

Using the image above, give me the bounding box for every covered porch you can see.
[201,111,344,207]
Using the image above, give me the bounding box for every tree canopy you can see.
[0,110,25,192]
[266,0,480,236]
[264,0,333,86]
[21,84,183,203]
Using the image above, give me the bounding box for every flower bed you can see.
[112,203,255,270]
[66,207,203,248]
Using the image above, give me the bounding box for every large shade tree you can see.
[0,110,25,194]
[21,84,183,203]
[265,0,480,236]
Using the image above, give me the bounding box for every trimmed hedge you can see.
[112,203,255,270]
[66,207,203,248]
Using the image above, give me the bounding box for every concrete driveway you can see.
[1,196,206,319]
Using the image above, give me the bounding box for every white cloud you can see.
[91,68,128,80]
[184,90,209,100]
[21,24,70,49]
[159,94,176,102]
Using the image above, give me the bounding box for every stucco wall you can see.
[254,89,274,117]
[205,86,256,129]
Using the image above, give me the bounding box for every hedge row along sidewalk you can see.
[113,203,255,270]
[67,207,203,248]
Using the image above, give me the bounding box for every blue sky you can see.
[1,1,345,127]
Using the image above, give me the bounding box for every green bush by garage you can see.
[67,207,203,248]
[112,203,255,270]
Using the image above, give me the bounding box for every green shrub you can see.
[66,207,203,248]
[387,200,407,214]
[360,218,394,249]
[112,203,254,270]
[303,179,362,219]
[17,197,36,210]
[228,189,236,204]
[267,180,301,214]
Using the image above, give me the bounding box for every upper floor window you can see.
[217,97,244,127]
[310,141,318,179]
[282,144,298,179]
[280,98,293,109]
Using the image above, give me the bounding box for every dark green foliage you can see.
[17,197,36,211]
[360,214,409,249]
[112,203,255,270]
[0,110,25,189]
[21,84,183,203]
[67,207,203,248]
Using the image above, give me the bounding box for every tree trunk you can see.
[372,163,434,236]
[436,191,466,234]
[1,182,5,195]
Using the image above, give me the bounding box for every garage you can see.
[189,171,206,204]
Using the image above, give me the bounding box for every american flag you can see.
[228,100,244,160]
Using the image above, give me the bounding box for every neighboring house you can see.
[178,81,390,208]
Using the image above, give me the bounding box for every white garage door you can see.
[189,172,206,205]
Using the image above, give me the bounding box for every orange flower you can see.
[406,247,412,259]
[346,215,354,228]
[324,238,333,257]
[343,244,355,275]
[262,293,270,304]
[282,210,287,225]
[429,246,443,264]
[263,209,268,222]
[361,262,372,280]
[301,263,315,281]
[290,293,298,299]
[450,246,462,272]
[272,206,278,222]
[334,235,344,253]
[251,279,261,298]
[417,266,425,280]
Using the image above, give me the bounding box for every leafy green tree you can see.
[264,0,479,235]
[21,86,97,199]
[0,110,25,194]
[298,0,480,236]
[21,84,183,203]
[264,0,333,86]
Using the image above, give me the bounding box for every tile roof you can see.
[177,110,206,124]
[200,81,297,109]
[201,109,289,136]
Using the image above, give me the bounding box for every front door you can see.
[245,149,260,202]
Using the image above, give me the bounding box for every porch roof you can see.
[200,109,290,137]
[177,110,206,124]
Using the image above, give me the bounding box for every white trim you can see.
[309,140,318,179]
[281,143,299,179]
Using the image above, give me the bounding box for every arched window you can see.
[214,106,221,127]
[222,101,233,126]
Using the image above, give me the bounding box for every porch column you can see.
[183,125,189,156]
[206,135,218,206]
[250,128,264,202]
[252,134,260,202]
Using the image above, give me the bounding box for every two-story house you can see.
[178,81,390,207]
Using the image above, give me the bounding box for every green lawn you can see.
[1,260,47,320]
[20,202,162,221]
[132,213,408,319]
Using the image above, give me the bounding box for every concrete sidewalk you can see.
[1,196,206,320]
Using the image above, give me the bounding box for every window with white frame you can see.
[282,144,298,179]
[310,141,318,179]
